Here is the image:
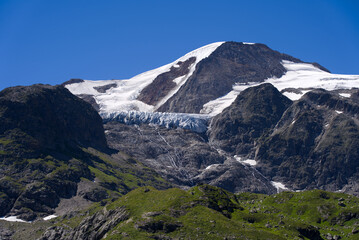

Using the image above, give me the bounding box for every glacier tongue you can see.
[102,111,210,133]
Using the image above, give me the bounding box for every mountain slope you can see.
[255,88,359,192]
[207,82,359,194]
[0,85,170,221]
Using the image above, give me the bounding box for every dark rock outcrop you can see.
[39,207,129,240]
[61,78,84,86]
[77,94,100,112]
[208,83,292,155]
[255,89,359,192]
[138,57,196,106]
[93,83,117,93]
[0,84,107,152]
[0,85,108,219]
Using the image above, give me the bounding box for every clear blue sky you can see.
[1,0,358,90]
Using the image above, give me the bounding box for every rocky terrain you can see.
[104,122,277,194]
[0,85,170,221]
[255,88,359,193]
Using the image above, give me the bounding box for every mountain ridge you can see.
[64,41,358,121]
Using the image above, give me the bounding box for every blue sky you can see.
[0,0,358,90]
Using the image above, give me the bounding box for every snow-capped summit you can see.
[65,42,224,115]
[64,41,359,131]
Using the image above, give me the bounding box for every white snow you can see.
[205,164,220,170]
[200,87,246,116]
[201,61,359,116]
[339,93,351,98]
[234,155,241,161]
[66,42,224,116]
[0,216,30,223]
[241,159,257,166]
[282,90,310,101]
[234,155,257,166]
[271,181,289,193]
[243,42,255,45]
[43,215,57,221]
[335,110,343,114]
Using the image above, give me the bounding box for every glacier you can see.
[102,111,211,133]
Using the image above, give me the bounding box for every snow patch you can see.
[241,159,257,166]
[243,42,255,45]
[0,216,30,223]
[205,164,220,170]
[335,110,343,114]
[234,155,257,166]
[339,93,351,98]
[267,61,359,98]
[282,91,309,101]
[43,215,57,221]
[201,83,257,116]
[271,181,289,193]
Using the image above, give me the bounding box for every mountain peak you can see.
[63,41,359,124]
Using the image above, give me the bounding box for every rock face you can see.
[0,84,170,220]
[255,88,359,192]
[157,42,303,113]
[0,85,106,219]
[207,83,359,194]
[138,57,196,106]
[39,207,129,240]
[208,83,292,155]
[104,122,277,194]
[0,84,107,152]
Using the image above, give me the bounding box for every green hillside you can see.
[32,185,359,240]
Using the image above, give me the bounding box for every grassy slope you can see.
[0,128,171,219]
[42,185,359,240]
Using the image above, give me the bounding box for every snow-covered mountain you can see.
[64,41,359,131]
[65,42,224,115]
